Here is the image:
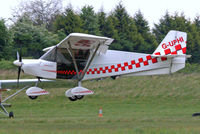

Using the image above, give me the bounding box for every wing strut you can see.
[67,41,103,81]
[68,41,81,80]
[80,43,101,80]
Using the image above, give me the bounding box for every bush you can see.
[0,60,15,70]
[178,63,200,74]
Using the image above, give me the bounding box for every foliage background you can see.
[0,0,199,62]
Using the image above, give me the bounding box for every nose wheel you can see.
[28,96,38,100]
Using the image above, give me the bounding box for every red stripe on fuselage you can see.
[42,69,57,73]
[74,90,93,94]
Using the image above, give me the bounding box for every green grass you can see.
[0,71,200,133]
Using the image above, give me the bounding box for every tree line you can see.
[0,0,200,63]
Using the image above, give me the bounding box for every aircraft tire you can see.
[68,96,77,101]
[29,96,38,100]
[75,95,84,100]
[9,111,14,118]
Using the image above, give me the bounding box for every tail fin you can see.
[153,30,187,56]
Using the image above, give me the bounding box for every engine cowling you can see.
[26,86,49,97]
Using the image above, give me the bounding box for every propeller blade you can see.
[17,51,19,61]
[19,54,22,63]
[16,50,22,86]
[17,66,21,86]
[17,51,22,62]
[19,50,22,62]
[17,50,22,62]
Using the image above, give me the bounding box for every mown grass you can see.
[0,69,200,133]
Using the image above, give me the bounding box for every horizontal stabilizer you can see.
[151,54,191,58]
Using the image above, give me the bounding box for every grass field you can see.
[0,70,200,134]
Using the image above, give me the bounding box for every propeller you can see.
[13,51,23,86]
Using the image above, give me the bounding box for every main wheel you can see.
[111,75,120,80]
[29,96,38,100]
[75,95,84,100]
[9,111,14,118]
[68,96,77,101]
[192,113,200,116]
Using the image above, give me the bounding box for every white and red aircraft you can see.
[0,30,190,117]
[13,30,190,100]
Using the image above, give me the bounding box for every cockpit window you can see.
[40,47,90,79]
[40,47,57,62]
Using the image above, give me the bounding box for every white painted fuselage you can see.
[14,50,186,81]
[13,31,188,81]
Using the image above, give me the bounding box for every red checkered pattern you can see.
[163,43,186,55]
[57,70,83,75]
[154,43,186,61]
[86,54,159,75]
[46,43,187,76]
[86,43,187,75]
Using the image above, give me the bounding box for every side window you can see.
[41,47,90,65]
[41,47,91,79]
[40,47,56,62]
[56,48,90,79]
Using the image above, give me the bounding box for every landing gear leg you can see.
[78,81,81,87]
[0,103,9,116]
[0,86,29,118]
[35,77,41,87]
[0,103,14,118]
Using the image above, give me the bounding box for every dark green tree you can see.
[111,3,142,52]
[0,19,12,60]
[105,14,121,50]
[134,10,157,53]
[194,16,200,31]
[11,17,59,58]
[134,10,149,35]
[54,5,83,36]
[187,19,200,63]
[97,8,107,36]
[103,15,119,39]
[113,2,131,39]
[153,12,189,43]
[80,5,100,35]
[153,12,174,43]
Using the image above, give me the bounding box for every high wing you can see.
[41,33,114,80]
[43,33,113,54]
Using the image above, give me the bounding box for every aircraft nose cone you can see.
[13,60,22,67]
